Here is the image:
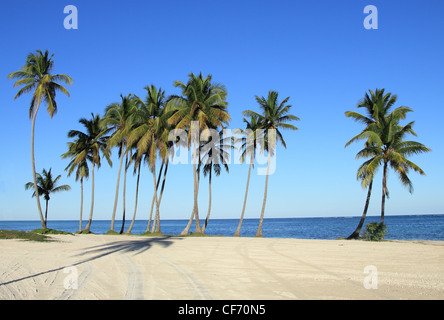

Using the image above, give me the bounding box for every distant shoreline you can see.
[1,213,442,222]
[1,215,443,241]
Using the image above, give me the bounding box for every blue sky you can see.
[0,0,443,221]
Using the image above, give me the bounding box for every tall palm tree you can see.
[9,49,73,229]
[244,90,299,237]
[167,72,230,235]
[346,89,431,224]
[130,85,170,234]
[102,94,138,233]
[25,168,71,226]
[198,128,232,233]
[233,115,263,237]
[62,113,111,233]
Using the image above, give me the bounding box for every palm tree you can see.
[130,85,170,234]
[9,49,73,229]
[62,113,111,233]
[167,72,230,235]
[25,168,71,226]
[233,115,263,237]
[102,94,138,233]
[198,128,232,233]
[346,89,431,224]
[244,90,299,237]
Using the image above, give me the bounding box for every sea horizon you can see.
[1,214,443,241]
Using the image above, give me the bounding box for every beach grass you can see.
[0,230,50,241]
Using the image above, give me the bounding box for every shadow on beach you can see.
[74,236,178,261]
[0,235,180,287]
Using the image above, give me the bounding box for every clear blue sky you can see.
[0,0,443,221]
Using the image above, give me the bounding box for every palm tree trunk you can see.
[194,152,203,234]
[152,161,167,233]
[151,164,160,233]
[45,199,49,227]
[119,153,129,234]
[30,106,46,229]
[83,162,95,233]
[202,169,212,233]
[154,159,169,234]
[110,141,125,232]
[256,151,272,237]
[180,146,202,235]
[79,177,83,232]
[347,179,373,239]
[146,162,164,233]
[126,164,141,234]
[234,156,253,237]
[381,161,388,225]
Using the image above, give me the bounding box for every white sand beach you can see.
[1,234,443,300]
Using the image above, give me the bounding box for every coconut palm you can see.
[9,49,73,229]
[198,128,232,233]
[130,85,170,234]
[62,113,111,233]
[167,72,230,235]
[244,90,299,237]
[102,94,138,233]
[25,168,71,226]
[346,89,431,224]
[233,115,263,237]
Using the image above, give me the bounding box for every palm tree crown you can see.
[8,49,73,119]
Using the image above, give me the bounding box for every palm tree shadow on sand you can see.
[0,236,180,287]
[75,236,178,262]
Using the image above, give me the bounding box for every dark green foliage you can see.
[362,223,388,241]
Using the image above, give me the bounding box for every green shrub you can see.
[362,222,388,241]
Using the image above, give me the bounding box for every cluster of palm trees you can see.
[61,76,298,236]
[9,49,299,236]
[9,49,430,239]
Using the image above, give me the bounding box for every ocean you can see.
[1,214,443,240]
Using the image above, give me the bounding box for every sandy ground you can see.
[0,234,443,300]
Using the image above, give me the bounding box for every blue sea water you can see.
[1,214,443,241]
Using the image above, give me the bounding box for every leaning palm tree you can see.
[233,115,263,237]
[167,72,230,235]
[346,89,431,224]
[9,49,73,229]
[25,168,71,226]
[244,90,299,237]
[102,94,138,233]
[62,113,111,233]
